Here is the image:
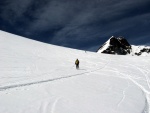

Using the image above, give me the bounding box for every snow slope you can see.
[97,36,111,53]
[0,30,150,113]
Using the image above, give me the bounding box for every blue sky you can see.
[0,0,150,51]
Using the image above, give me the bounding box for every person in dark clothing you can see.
[75,59,79,69]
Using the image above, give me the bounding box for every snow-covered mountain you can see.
[97,36,150,56]
[0,30,150,113]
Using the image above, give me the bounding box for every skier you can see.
[75,59,79,69]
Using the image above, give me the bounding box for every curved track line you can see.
[117,80,129,107]
[128,64,150,113]
[51,98,61,113]
[0,59,110,91]
[128,64,150,90]
[118,71,150,113]
[0,58,111,91]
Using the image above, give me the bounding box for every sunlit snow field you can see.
[0,30,150,113]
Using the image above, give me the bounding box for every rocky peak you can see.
[97,36,150,56]
[97,36,131,55]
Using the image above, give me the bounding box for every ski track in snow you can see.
[0,59,110,91]
[1,30,150,113]
[117,80,129,107]
[51,98,61,113]
[95,62,150,112]
[118,71,150,113]
[128,64,150,113]
[130,64,150,90]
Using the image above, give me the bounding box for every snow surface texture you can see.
[0,30,150,113]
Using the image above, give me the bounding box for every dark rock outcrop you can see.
[97,36,150,56]
[135,48,150,56]
[100,36,131,55]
